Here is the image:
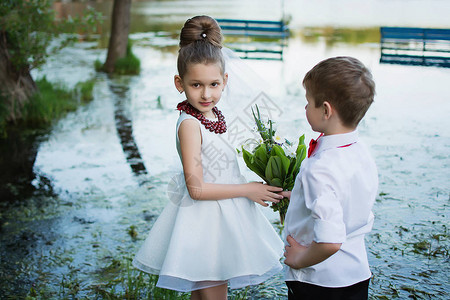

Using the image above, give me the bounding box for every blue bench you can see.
[380,27,450,68]
[216,19,289,60]
[216,19,289,38]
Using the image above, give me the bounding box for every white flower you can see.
[284,147,296,157]
[274,135,283,144]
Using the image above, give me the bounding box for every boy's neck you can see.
[322,122,356,136]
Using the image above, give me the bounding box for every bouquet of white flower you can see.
[241,105,306,224]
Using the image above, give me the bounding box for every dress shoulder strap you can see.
[176,112,203,141]
[175,112,203,158]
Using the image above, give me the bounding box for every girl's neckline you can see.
[176,100,227,134]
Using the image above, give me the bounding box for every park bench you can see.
[380,27,450,68]
[216,19,289,60]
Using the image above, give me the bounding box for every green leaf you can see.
[297,144,307,162]
[242,147,266,180]
[266,156,285,182]
[252,105,270,141]
[242,147,252,160]
[271,144,286,157]
[287,156,296,175]
[253,158,268,179]
[254,144,268,165]
[293,144,306,178]
[271,145,290,179]
[284,174,294,190]
[271,156,282,179]
[299,134,305,146]
[270,177,283,188]
[296,134,306,156]
[265,156,274,182]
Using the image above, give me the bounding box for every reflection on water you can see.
[109,82,149,183]
[1,0,449,298]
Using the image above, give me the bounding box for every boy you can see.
[282,56,378,299]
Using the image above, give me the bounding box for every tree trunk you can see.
[103,0,132,73]
[0,32,37,122]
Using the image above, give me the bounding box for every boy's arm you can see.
[284,235,341,269]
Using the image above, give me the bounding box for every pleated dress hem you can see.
[132,258,283,292]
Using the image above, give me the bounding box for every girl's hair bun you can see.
[177,16,225,78]
[179,15,223,48]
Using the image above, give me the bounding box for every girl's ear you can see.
[174,75,184,93]
[323,101,333,120]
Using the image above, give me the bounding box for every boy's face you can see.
[305,91,324,132]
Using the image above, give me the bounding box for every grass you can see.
[37,257,256,299]
[75,79,96,103]
[21,76,95,128]
[0,76,96,137]
[114,42,141,75]
[22,77,77,127]
[95,40,141,75]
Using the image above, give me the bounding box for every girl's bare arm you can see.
[178,119,282,206]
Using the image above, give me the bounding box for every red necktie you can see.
[308,133,323,158]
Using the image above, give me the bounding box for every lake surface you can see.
[1,0,449,298]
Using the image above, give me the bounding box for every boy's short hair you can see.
[303,56,375,128]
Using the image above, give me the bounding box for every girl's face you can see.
[175,62,228,118]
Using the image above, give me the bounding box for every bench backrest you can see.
[381,27,450,42]
[379,27,450,68]
[216,19,288,38]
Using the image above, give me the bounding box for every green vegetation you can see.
[75,79,96,103]
[0,77,96,135]
[0,96,9,137]
[36,257,252,299]
[21,77,95,128]
[115,41,141,75]
[22,77,76,127]
[94,59,104,73]
[96,40,141,75]
[93,260,190,299]
[0,0,102,125]
[0,0,102,73]
[299,27,380,45]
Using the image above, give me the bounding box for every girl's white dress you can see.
[133,112,284,292]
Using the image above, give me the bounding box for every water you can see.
[1,0,449,298]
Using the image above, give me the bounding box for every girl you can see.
[133,15,284,300]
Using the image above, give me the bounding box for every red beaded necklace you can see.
[176,100,227,134]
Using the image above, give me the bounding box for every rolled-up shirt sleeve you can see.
[303,166,346,243]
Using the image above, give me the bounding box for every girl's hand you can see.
[245,182,283,207]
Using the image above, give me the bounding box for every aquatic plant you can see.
[18,76,96,128]
[114,41,141,75]
[75,79,95,103]
[95,40,141,75]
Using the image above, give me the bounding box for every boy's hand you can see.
[280,190,291,199]
[284,236,342,269]
[284,235,307,269]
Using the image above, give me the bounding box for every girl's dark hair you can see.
[177,16,225,78]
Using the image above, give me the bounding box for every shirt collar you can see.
[313,130,359,156]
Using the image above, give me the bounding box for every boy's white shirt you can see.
[283,130,378,287]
